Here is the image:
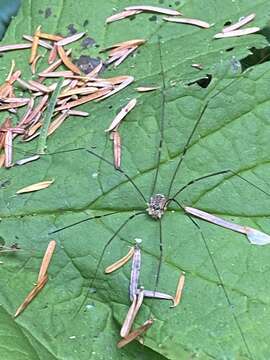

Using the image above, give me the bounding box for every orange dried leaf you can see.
[56,88,110,111]
[38,240,57,282]
[16,179,54,194]
[48,112,69,136]
[171,272,185,307]
[117,319,154,348]
[105,246,134,273]
[29,25,41,64]
[57,45,81,75]
[39,32,63,41]
[112,131,121,169]
[14,274,48,318]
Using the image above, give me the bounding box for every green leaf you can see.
[1,1,270,359]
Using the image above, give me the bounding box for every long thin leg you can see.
[75,211,146,315]
[171,198,254,360]
[49,211,119,234]
[151,37,166,196]
[154,219,163,293]
[45,147,147,203]
[169,168,270,203]
[167,101,209,197]
[167,71,250,198]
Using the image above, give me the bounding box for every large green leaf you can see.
[1,1,270,359]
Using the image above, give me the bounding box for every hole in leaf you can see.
[187,74,212,88]
[223,21,232,26]
[240,47,270,71]
[226,47,234,52]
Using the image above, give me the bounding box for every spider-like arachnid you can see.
[44,45,270,358]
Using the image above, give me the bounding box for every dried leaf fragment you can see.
[171,272,185,307]
[163,16,211,28]
[112,131,121,169]
[120,288,144,337]
[106,9,142,23]
[125,5,181,16]
[105,98,137,132]
[16,180,54,194]
[14,274,48,318]
[56,32,85,46]
[57,45,81,75]
[117,319,154,348]
[214,27,260,38]
[29,25,41,64]
[184,206,270,245]
[105,246,134,273]
[136,86,160,92]
[222,13,256,33]
[38,240,57,282]
[0,43,32,53]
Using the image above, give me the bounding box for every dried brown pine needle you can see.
[23,34,53,50]
[105,98,137,132]
[96,76,134,102]
[103,39,145,52]
[214,27,260,38]
[191,63,203,70]
[114,47,137,67]
[117,319,154,348]
[105,246,135,273]
[38,70,74,78]
[14,274,48,318]
[125,5,181,16]
[39,49,72,79]
[163,16,211,28]
[31,54,42,74]
[15,155,40,166]
[112,130,121,169]
[57,45,81,75]
[59,86,99,98]
[38,240,57,282]
[39,32,63,41]
[0,117,12,149]
[16,179,54,194]
[106,9,142,23]
[222,13,256,33]
[86,62,103,78]
[4,130,12,168]
[171,272,185,307]
[0,43,32,53]
[57,32,85,46]
[55,88,110,111]
[120,288,145,338]
[136,86,160,92]
[0,154,5,168]
[29,25,41,64]
[48,112,69,136]
[28,80,51,93]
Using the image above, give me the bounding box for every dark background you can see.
[0,0,21,40]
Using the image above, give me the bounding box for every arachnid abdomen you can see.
[147,194,167,219]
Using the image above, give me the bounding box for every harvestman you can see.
[46,44,270,354]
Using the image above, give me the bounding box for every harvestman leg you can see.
[171,198,254,360]
[75,211,146,314]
